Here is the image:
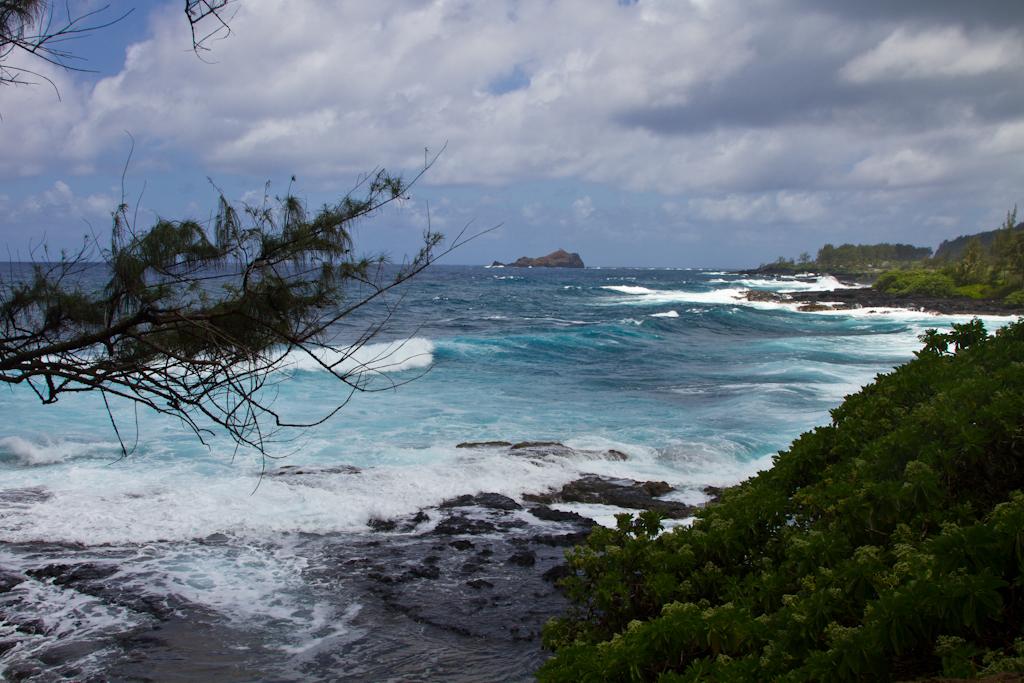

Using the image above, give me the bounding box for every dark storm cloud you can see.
[614,3,1024,138]
[794,0,1024,28]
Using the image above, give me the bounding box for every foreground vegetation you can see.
[540,319,1024,681]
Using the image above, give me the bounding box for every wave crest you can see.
[284,337,435,375]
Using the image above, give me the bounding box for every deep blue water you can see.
[0,264,1011,679]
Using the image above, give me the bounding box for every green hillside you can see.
[935,222,1024,262]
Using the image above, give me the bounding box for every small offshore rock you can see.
[527,505,597,527]
[502,249,585,269]
[641,480,673,497]
[797,303,834,312]
[455,441,512,449]
[744,289,788,303]
[466,579,493,590]
[449,539,474,551]
[269,464,361,477]
[510,440,566,450]
[605,449,629,461]
[440,492,522,511]
[367,517,397,532]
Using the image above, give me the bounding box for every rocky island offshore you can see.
[491,249,585,268]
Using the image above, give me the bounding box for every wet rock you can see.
[27,562,118,586]
[14,619,46,635]
[268,464,361,477]
[466,579,493,590]
[528,505,596,527]
[406,564,441,580]
[641,480,673,497]
[432,515,498,536]
[455,441,512,449]
[542,564,573,584]
[368,510,429,533]
[198,532,231,545]
[0,487,51,505]
[605,449,629,461]
[449,540,474,551]
[790,287,1024,316]
[797,303,834,312]
[407,511,430,528]
[508,441,576,458]
[744,289,788,303]
[507,551,536,567]
[525,475,695,518]
[702,486,725,504]
[531,532,592,547]
[367,517,397,532]
[4,662,44,681]
[0,571,25,593]
[460,559,489,575]
[494,518,528,532]
[510,440,565,450]
[440,493,522,511]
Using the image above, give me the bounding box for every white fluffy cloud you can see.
[2,0,1023,263]
[841,27,1024,83]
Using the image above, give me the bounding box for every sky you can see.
[1,0,1023,268]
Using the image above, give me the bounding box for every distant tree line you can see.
[815,242,932,269]
[873,208,1024,303]
[765,242,931,272]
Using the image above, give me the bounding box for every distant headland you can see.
[490,249,585,268]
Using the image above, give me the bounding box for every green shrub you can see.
[540,320,1024,682]
[1005,290,1024,307]
[874,269,956,297]
[953,283,992,299]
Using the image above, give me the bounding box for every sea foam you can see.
[283,337,435,375]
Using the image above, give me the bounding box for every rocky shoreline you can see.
[0,441,719,681]
[742,281,1024,316]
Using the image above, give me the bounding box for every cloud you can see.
[849,149,951,188]
[2,0,1023,264]
[572,196,594,221]
[1,180,114,226]
[841,27,1024,83]
[689,191,826,225]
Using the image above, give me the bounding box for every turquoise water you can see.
[0,265,1013,677]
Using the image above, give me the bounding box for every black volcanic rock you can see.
[524,475,695,518]
[440,493,523,511]
[498,249,584,268]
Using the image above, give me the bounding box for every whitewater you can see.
[0,266,1015,680]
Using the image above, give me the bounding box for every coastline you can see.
[736,271,1024,317]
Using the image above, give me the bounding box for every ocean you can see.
[0,265,1014,680]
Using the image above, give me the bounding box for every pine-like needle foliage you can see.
[0,169,447,455]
